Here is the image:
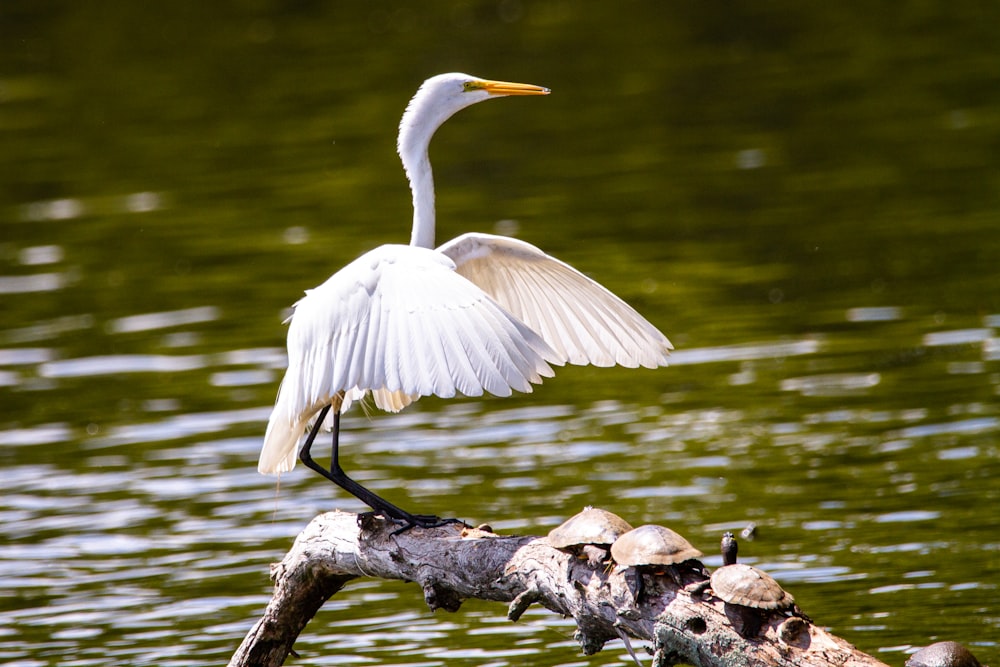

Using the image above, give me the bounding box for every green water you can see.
[2,3,998,666]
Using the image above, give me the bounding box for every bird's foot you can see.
[373,510,471,535]
[390,513,469,535]
[357,509,469,534]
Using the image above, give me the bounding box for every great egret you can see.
[259,73,672,527]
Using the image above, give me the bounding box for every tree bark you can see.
[230,510,889,667]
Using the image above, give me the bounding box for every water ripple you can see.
[88,407,269,447]
[107,306,221,334]
[668,337,822,365]
[38,354,209,378]
[0,272,71,294]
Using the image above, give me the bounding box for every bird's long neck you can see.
[398,89,459,249]
[405,151,436,248]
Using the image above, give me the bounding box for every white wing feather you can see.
[438,233,672,369]
[259,243,557,474]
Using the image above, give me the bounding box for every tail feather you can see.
[258,412,307,474]
[259,384,345,475]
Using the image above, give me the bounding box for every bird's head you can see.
[417,72,549,113]
[398,73,549,158]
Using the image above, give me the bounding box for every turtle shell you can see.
[610,524,703,567]
[906,641,982,667]
[547,507,633,549]
[710,563,794,610]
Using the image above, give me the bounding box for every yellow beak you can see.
[479,79,550,96]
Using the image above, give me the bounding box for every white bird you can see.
[259,73,672,527]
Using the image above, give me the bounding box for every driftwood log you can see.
[230,511,889,667]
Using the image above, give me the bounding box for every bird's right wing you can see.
[258,244,556,474]
[438,233,672,369]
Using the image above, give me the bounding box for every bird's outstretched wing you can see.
[438,233,672,369]
[258,243,557,474]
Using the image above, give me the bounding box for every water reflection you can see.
[846,307,902,323]
[781,372,881,396]
[668,337,821,365]
[39,354,209,377]
[0,315,95,344]
[107,306,220,334]
[17,192,165,222]
[0,271,71,294]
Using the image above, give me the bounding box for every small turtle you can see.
[547,506,633,566]
[705,532,802,639]
[610,524,706,600]
[906,641,983,667]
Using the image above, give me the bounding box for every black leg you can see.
[298,404,466,531]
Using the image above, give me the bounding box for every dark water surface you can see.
[2,3,998,666]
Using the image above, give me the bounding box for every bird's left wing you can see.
[438,233,672,369]
[259,244,559,475]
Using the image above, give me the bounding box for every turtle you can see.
[703,532,805,639]
[610,524,706,600]
[906,641,983,667]
[546,506,633,567]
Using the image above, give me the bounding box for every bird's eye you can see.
[462,81,485,93]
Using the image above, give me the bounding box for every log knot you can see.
[422,579,464,612]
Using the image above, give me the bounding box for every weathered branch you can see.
[230,511,888,667]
